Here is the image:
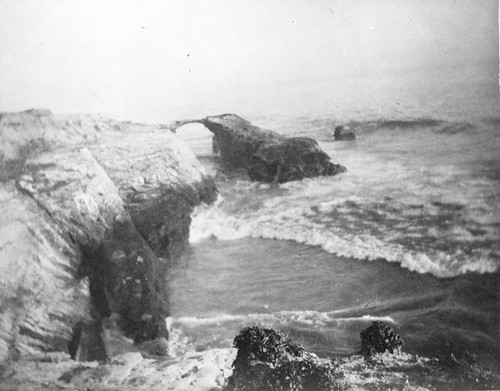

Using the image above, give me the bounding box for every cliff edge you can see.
[0,109,217,362]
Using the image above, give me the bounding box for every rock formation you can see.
[0,109,217,362]
[360,321,404,356]
[333,125,356,141]
[0,110,344,364]
[169,114,346,183]
[225,326,337,391]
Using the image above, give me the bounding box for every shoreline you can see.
[0,109,499,390]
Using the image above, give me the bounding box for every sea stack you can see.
[171,113,347,183]
[333,125,356,141]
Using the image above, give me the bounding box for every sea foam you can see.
[190,200,499,278]
[170,311,396,332]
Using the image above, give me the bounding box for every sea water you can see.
[168,66,500,377]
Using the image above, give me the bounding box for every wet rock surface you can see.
[85,215,169,343]
[225,326,337,391]
[360,321,404,356]
[202,114,346,183]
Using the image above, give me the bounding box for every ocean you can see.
[168,66,500,382]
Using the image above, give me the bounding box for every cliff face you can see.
[0,109,217,361]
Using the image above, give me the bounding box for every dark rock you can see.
[225,326,337,391]
[84,215,168,344]
[68,319,108,362]
[248,137,346,183]
[198,114,346,183]
[212,136,221,154]
[333,125,356,141]
[127,180,217,260]
[360,321,404,356]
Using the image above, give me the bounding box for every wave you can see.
[170,311,397,330]
[344,118,480,135]
[375,118,443,129]
[190,202,499,278]
[432,121,475,134]
[254,115,486,138]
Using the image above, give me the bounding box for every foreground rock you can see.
[360,321,404,356]
[0,109,217,362]
[1,324,498,390]
[171,114,346,183]
[225,327,337,391]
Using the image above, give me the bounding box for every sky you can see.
[0,0,498,121]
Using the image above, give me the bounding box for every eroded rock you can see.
[196,114,346,183]
[248,136,346,183]
[0,109,217,362]
[85,214,168,343]
[225,326,337,391]
[68,319,108,362]
[360,321,404,356]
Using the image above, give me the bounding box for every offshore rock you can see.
[168,114,346,184]
[333,125,356,141]
[247,136,346,183]
[225,326,337,391]
[0,110,216,362]
[201,114,346,183]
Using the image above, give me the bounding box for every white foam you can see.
[189,202,499,277]
[171,311,397,331]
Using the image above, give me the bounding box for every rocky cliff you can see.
[0,110,346,363]
[0,109,217,362]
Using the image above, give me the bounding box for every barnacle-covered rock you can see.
[225,326,337,391]
[360,321,404,356]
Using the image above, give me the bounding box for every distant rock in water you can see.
[226,326,337,391]
[333,125,356,141]
[360,321,404,356]
[171,114,346,183]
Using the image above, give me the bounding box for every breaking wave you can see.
[190,199,500,278]
[173,311,397,329]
